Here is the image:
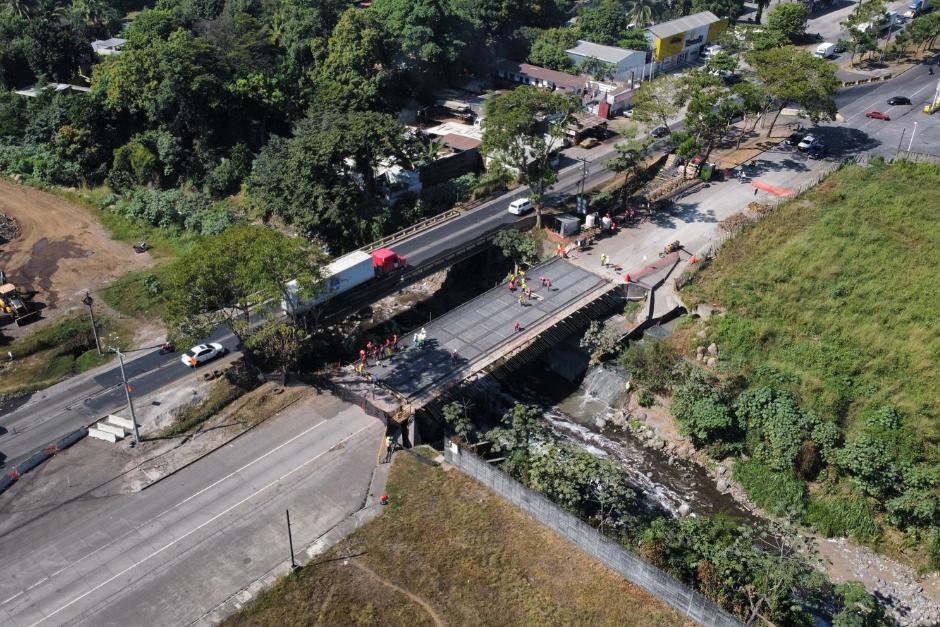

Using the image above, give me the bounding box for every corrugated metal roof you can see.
[441,133,481,151]
[566,40,637,64]
[647,11,721,40]
[494,59,587,90]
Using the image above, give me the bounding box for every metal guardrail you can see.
[841,72,892,87]
[359,209,460,252]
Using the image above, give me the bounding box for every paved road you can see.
[823,63,940,157]
[0,396,383,626]
[0,325,239,470]
[366,257,607,399]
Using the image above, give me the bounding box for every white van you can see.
[508,197,533,215]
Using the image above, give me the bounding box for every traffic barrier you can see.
[0,428,89,496]
[57,428,88,451]
[15,449,50,476]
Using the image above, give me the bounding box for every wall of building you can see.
[444,442,745,627]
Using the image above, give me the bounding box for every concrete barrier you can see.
[107,415,135,430]
[88,427,119,443]
[96,421,126,438]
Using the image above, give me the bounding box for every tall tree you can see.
[748,47,839,136]
[481,86,577,228]
[371,0,465,79]
[630,74,682,130]
[624,0,660,27]
[578,0,630,44]
[248,110,410,249]
[604,133,650,209]
[527,27,578,72]
[313,8,395,112]
[163,225,328,351]
[766,3,808,43]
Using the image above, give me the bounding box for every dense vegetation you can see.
[664,161,940,569]
[443,401,890,626]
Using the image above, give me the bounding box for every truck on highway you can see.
[908,0,930,16]
[281,248,406,315]
[814,42,837,58]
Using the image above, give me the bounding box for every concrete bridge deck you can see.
[334,257,617,416]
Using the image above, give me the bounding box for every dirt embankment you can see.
[0,179,154,325]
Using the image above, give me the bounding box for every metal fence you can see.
[444,443,744,627]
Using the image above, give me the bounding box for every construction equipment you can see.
[659,241,682,257]
[0,283,39,326]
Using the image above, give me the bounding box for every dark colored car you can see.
[785,131,805,146]
[651,125,670,138]
[865,110,891,120]
[833,43,846,53]
[807,142,827,159]
[887,96,911,105]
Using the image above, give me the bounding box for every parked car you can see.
[887,96,911,105]
[797,134,818,151]
[865,110,891,120]
[651,125,670,138]
[807,142,827,158]
[579,137,600,148]
[181,343,226,367]
[508,197,534,215]
[785,131,805,146]
[833,42,847,53]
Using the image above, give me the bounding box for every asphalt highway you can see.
[0,325,237,470]
[0,397,383,626]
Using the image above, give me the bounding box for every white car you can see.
[508,197,533,215]
[181,342,227,367]
[797,134,818,151]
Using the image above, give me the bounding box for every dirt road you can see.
[0,179,153,324]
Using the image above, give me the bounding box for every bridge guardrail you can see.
[359,209,460,252]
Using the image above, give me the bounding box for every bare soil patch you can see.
[0,179,154,328]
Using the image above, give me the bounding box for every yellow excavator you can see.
[0,282,39,326]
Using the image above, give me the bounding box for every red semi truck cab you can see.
[372,248,406,275]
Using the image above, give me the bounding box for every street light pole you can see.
[113,348,141,445]
[82,291,101,355]
[908,121,918,152]
[286,509,300,572]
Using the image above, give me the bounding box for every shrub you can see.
[805,495,881,544]
[733,458,806,518]
[0,141,83,185]
[617,339,679,393]
[115,188,235,235]
[670,368,735,445]
[735,386,819,472]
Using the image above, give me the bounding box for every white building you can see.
[91,37,127,56]
[566,40,647,83]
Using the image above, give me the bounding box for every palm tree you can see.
[624,0,658,27]
[6,0,39,19]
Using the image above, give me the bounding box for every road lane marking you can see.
[28,422,375,627]
[5,417,333,607]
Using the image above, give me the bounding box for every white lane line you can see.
[5,417,331,606]
[28,422,375,627]
[1,592,23,605]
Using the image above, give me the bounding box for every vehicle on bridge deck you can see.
[282,248,407,315]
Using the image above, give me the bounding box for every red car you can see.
[865,110,891,120]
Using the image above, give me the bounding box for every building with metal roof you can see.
[565,40,648,83]
[645,11,727,70]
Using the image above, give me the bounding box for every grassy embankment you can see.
[0,315,130,397]
[225,450,691,627]
[55,186,203,320]
[684,160,940,563]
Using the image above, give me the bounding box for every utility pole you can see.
[113,347,141,445]
[576,157,589,215]
[896,127,906,156]
[82,291,101,355]
[908,120,918,151]
[286,509,300,572]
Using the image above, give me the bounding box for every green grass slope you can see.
[693,160,940,440]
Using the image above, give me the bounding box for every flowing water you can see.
[507,332,755,522]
